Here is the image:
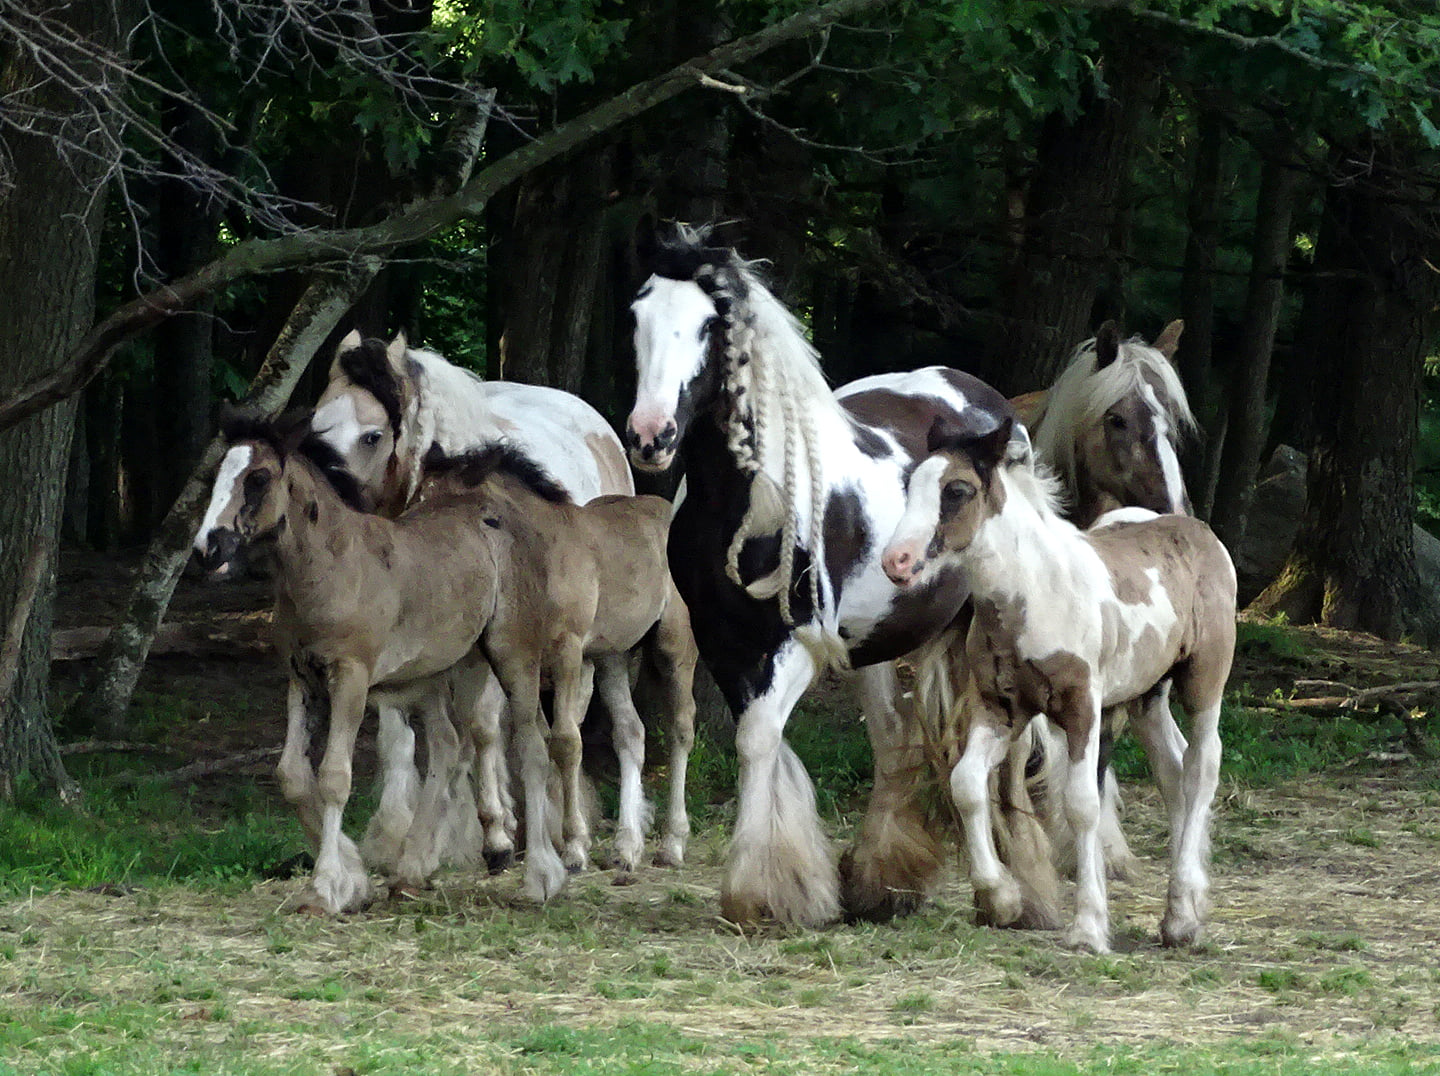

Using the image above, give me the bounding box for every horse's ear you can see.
[1094,321,1121,369]
[339,328,362,352]
[386,332,409,374]
[1153,319,1184,361]
[926,415,965,454]
[973,416,1014,467]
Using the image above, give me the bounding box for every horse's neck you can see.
[272,464,368,593]
[966,472,1088,604]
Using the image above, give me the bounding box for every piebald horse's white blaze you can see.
[885,425,1234,952]
[625,225,1015,926]
[308,333,683,882]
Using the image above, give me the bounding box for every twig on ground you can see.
[113,747,279,786]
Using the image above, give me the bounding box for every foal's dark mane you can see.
[296,433,372,511]
[423,442,571,505]
[337,337,405,437]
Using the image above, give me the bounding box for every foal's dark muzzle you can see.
[198,528,243,576]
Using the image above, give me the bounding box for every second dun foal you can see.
[883,419,1235,952]
[194,419,695,912]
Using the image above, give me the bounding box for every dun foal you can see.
[883,420,1235,951]
[194,422,696,911]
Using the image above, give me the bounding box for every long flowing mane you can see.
[1031,333,1197,491]
[653,225,835,623]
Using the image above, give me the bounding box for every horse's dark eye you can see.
[244,470,271,497]
[940,480,975,507]
[1105,413,1127,432]
[698,316,722,342]
[360,430,383,448]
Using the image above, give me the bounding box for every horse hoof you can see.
[484,849,515,875]
[1160,916,1204,949]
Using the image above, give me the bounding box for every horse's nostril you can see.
[657,422,677,449]
[623,426,641,448]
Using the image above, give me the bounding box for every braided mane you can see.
[651,224,832,625]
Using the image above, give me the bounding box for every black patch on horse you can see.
[297,432,372,512]
[337,338,405,437]
[424,443,571,505]
[850,423,890,459]
[823,487,870,610]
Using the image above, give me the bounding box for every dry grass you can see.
[3,764,1438,1073]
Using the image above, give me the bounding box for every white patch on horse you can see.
[194,445,252,553]
[1091,506,1159,528]
[629,275,714,436]
[1141,382,1185,513]
[311,393,367,457]
[884,456,948,581]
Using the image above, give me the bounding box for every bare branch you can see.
[0,0,898,434]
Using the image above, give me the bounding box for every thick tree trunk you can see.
[1250,145,1440,640]
[1178,109,1225,516]
[987,39,1159,394]
[0,0,133,800]
[83,261,381,737]
[1209,148,1305,549]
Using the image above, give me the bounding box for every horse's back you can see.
[836,367,1015,464]
[414,350,634,500]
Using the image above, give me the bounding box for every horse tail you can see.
[911,623,1064,931]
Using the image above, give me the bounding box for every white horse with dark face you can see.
[306,333,682,879]
[625,224,1017,927]
[884,418,1235,952]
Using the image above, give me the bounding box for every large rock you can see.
[1230,444,1440,614]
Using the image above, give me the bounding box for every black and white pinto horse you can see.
[624,225,1016,926]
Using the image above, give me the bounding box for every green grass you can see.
[0,765,303,897]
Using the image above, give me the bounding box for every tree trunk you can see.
[0,0,134,800]
[1209,147,1305,549]
[1250,143,1440,640]
[152,99,222,511]
[1178,108,1225,515]
[82,261,381,737]
[987,38,1159,394]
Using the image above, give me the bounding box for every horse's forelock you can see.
[337,337,405,437]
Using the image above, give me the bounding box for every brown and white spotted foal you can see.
[884,418,1236,952]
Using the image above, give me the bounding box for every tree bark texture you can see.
[986,37,1159,395]
[1178,108,1225,515]
[1250,145,1440,640]
[83,260,381,738]
[0,0,134,799]
[1209,148,1305,549]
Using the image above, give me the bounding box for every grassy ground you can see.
[6,622,1440,1074]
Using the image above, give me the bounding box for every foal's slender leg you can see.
[360,702,419,872]
[310,658,374,914]
[431,660,485,869]
[549,647,596,872]
[1160,674,1223,948]
[393,686,464,890]
[649,593,698,869]
[277,678,323,849]
[1061,696,1109,953]
[495,662,566,902]
[722,642,838,927]
[468,666,516,871]
[1130,682,1189,840]
[949,710,1022,928]
[594,654,649,874]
